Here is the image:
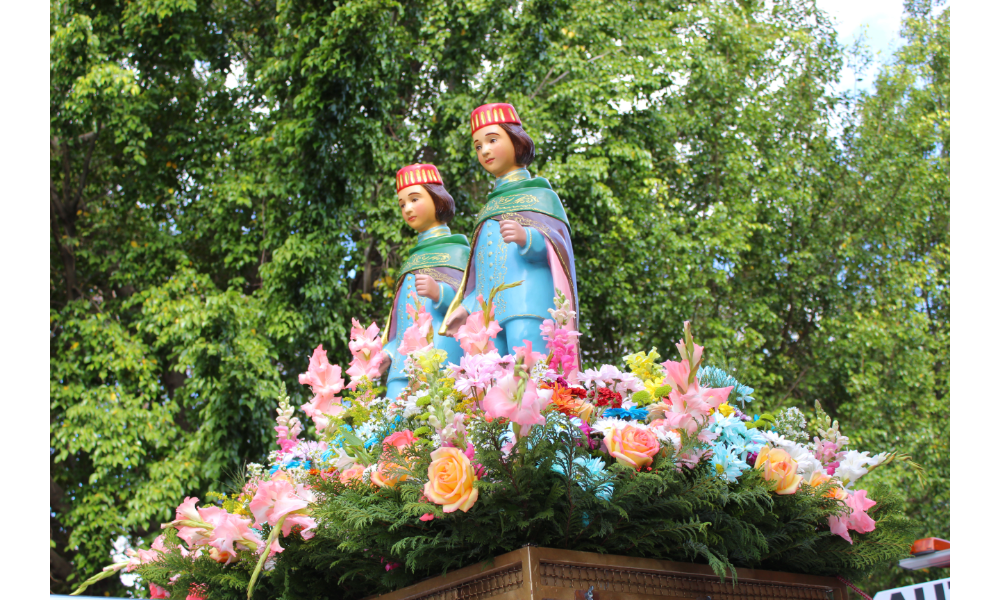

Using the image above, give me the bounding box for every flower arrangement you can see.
[72,291,919,600]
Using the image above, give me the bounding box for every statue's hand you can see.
[444,306,470,337]
[499,220,527,247]
[414,274,440,302]
[378,353,391,376]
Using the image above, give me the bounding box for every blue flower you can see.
[709,445,749,483]
[551,452,614,501]
[697,366,754,407]
[708,412,767,464]
[603,407,649,421]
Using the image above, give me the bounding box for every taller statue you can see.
[442,103,579,356]
[382,164,470,400]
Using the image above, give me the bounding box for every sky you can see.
[815,0,909,93]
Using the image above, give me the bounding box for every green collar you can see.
[416,224,450,243]
[494,167,532,191]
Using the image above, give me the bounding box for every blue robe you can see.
[382,225,468,400]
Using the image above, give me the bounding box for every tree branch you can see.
[73,124,101,213]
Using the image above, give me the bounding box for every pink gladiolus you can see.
[298,344,346,400]
[399,299,434,356]
[513,340,546,372]
[249,478,309,528]
[174,496,201,522]
[205,511,262,564]
[658,378,733,436]
[149,583,170,599]
[675,340,704,371]
[346,319,387,389]
[162,497,211,549]
[456,296,502,355]
[419,513,435,521]
[162,500,260,560]
[135,535,166,564]
[676,447,713,470]
[248,474,317,554]
[828,489,878,544]
[298,345,346,430]
[281,513,318,540]
[661,360,692,395]
[482,374,553,437]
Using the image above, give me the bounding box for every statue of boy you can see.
[442,103,578,355]
[381,164,470,400]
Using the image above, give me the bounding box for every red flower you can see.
[593,387,623,408]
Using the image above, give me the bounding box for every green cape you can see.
[397,232,470,275]
[382,231,470,345]
[475,177,571,232]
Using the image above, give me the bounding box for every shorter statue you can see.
[442,103,579,358]
[381,164,470,400]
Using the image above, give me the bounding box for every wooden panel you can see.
[369,547,848,600]
[366,548,527,600]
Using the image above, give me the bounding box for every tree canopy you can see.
[50,0,949,596]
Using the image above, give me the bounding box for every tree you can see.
[50,1,948,595]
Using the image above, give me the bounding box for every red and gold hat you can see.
[470,103,521,135]
[395,163,443,193]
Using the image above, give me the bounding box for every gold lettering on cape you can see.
[400,252,452,272]
[479,194,541,217]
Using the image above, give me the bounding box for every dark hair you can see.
[422,183,456,224]
[498,123,535,167]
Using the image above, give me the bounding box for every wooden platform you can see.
[368,547,849,600]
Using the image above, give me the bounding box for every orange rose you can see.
[372,430,417,488]
[338,465,365,484]
[423,447,479,513]
[807,470,847,500]
[605,425,660,469]
[754,447,803,495]
[371,462,409,488]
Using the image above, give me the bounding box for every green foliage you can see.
[51,0,948,595]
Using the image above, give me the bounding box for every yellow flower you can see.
[717,402,734,417]
[643,377,664,398]
[624,348,662,381]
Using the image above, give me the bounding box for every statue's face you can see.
[472,126,517,177]
[397,184,440,232]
